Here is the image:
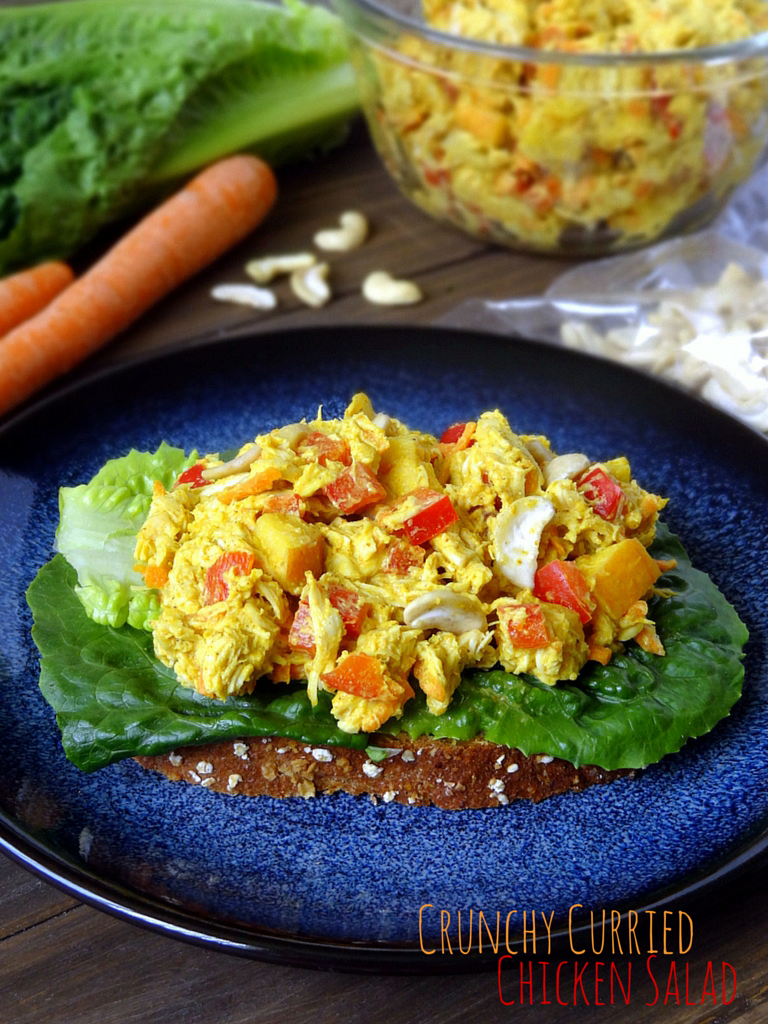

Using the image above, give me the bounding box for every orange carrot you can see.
[635,624,666,656]
[0,260,74,337]
[217,466,283,505]
[142,565,170,589]
[588,644,612,666]
[0,154,277,418]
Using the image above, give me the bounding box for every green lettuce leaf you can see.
[31,555,367,772]
[382,525,747,769]
[28,526,747,774]
[55,444,194,630]
[0,0,358,271]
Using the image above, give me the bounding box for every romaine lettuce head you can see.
[0,0,359,271]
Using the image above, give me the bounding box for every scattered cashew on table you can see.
[212,209,424,312]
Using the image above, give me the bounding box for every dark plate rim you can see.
[1,802,767,973]
[5,320,768,452]
[1,322,767,973]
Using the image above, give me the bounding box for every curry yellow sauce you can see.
[135,394,666,734]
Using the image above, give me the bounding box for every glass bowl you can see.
[333,0,768,255]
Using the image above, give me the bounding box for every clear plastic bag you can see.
[439,166,768,434]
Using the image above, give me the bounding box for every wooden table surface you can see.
[1,124,766,1024]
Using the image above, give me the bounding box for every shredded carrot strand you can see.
[545,530,568,558]
[655,557,678,571]
[588,644,612,666]
[269,663,291,685]
[635,625,666,656]
[217,466,282,504]
[0,155,277,418]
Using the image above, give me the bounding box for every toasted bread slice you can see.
[136,733,633,809]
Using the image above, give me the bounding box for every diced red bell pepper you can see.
[513,169,537,194]
[664,113,682,140]
[439,421,476,450]
[322,652,387,699]
[175,463,207,489]
[650,93,672,118]
[650,94,683,139]
[327,585,368,638]
[578,467,624,521]
[204,551,256,605]
[381,540,426,575]
[400,488,459,545]
[288,584,368,653]
[424,166,451,188]
[261,490,303,516]
[323,462,386,514]
[533,560,592,625]
[498,603,551,649]
[440,422,467,444]
[298,430,351,466]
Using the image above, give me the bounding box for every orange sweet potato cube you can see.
[577,538,661,620]
[253,512,324,594]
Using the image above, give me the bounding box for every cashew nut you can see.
[362,271,423,306]
[314,211,369,252]
[201,445,262,481]
[290,262,331,308]
[210,283,276,310]
[559,262,768,438]
[245,252,316,284]
[543,453,590,487]
[403,590,487,634]
[493,497,555,589]
[372,411,393,432]
[525,438,553,466]
[275,422,312,448]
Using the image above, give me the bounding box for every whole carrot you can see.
[0,260,74,337]
[0,154,277,418]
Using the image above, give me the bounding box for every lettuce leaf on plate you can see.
[55,444,194,630]
[382,525,748,769]
[29,521,747,773]
[31,554,368,772]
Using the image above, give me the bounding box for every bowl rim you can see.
[335,0,768,68]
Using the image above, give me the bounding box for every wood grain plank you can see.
[80,129,571,370]
[88,240,569,371]
[0,859,78,940]
[1,853,766,1024]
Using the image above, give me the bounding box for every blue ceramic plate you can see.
[1,325,767,973]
